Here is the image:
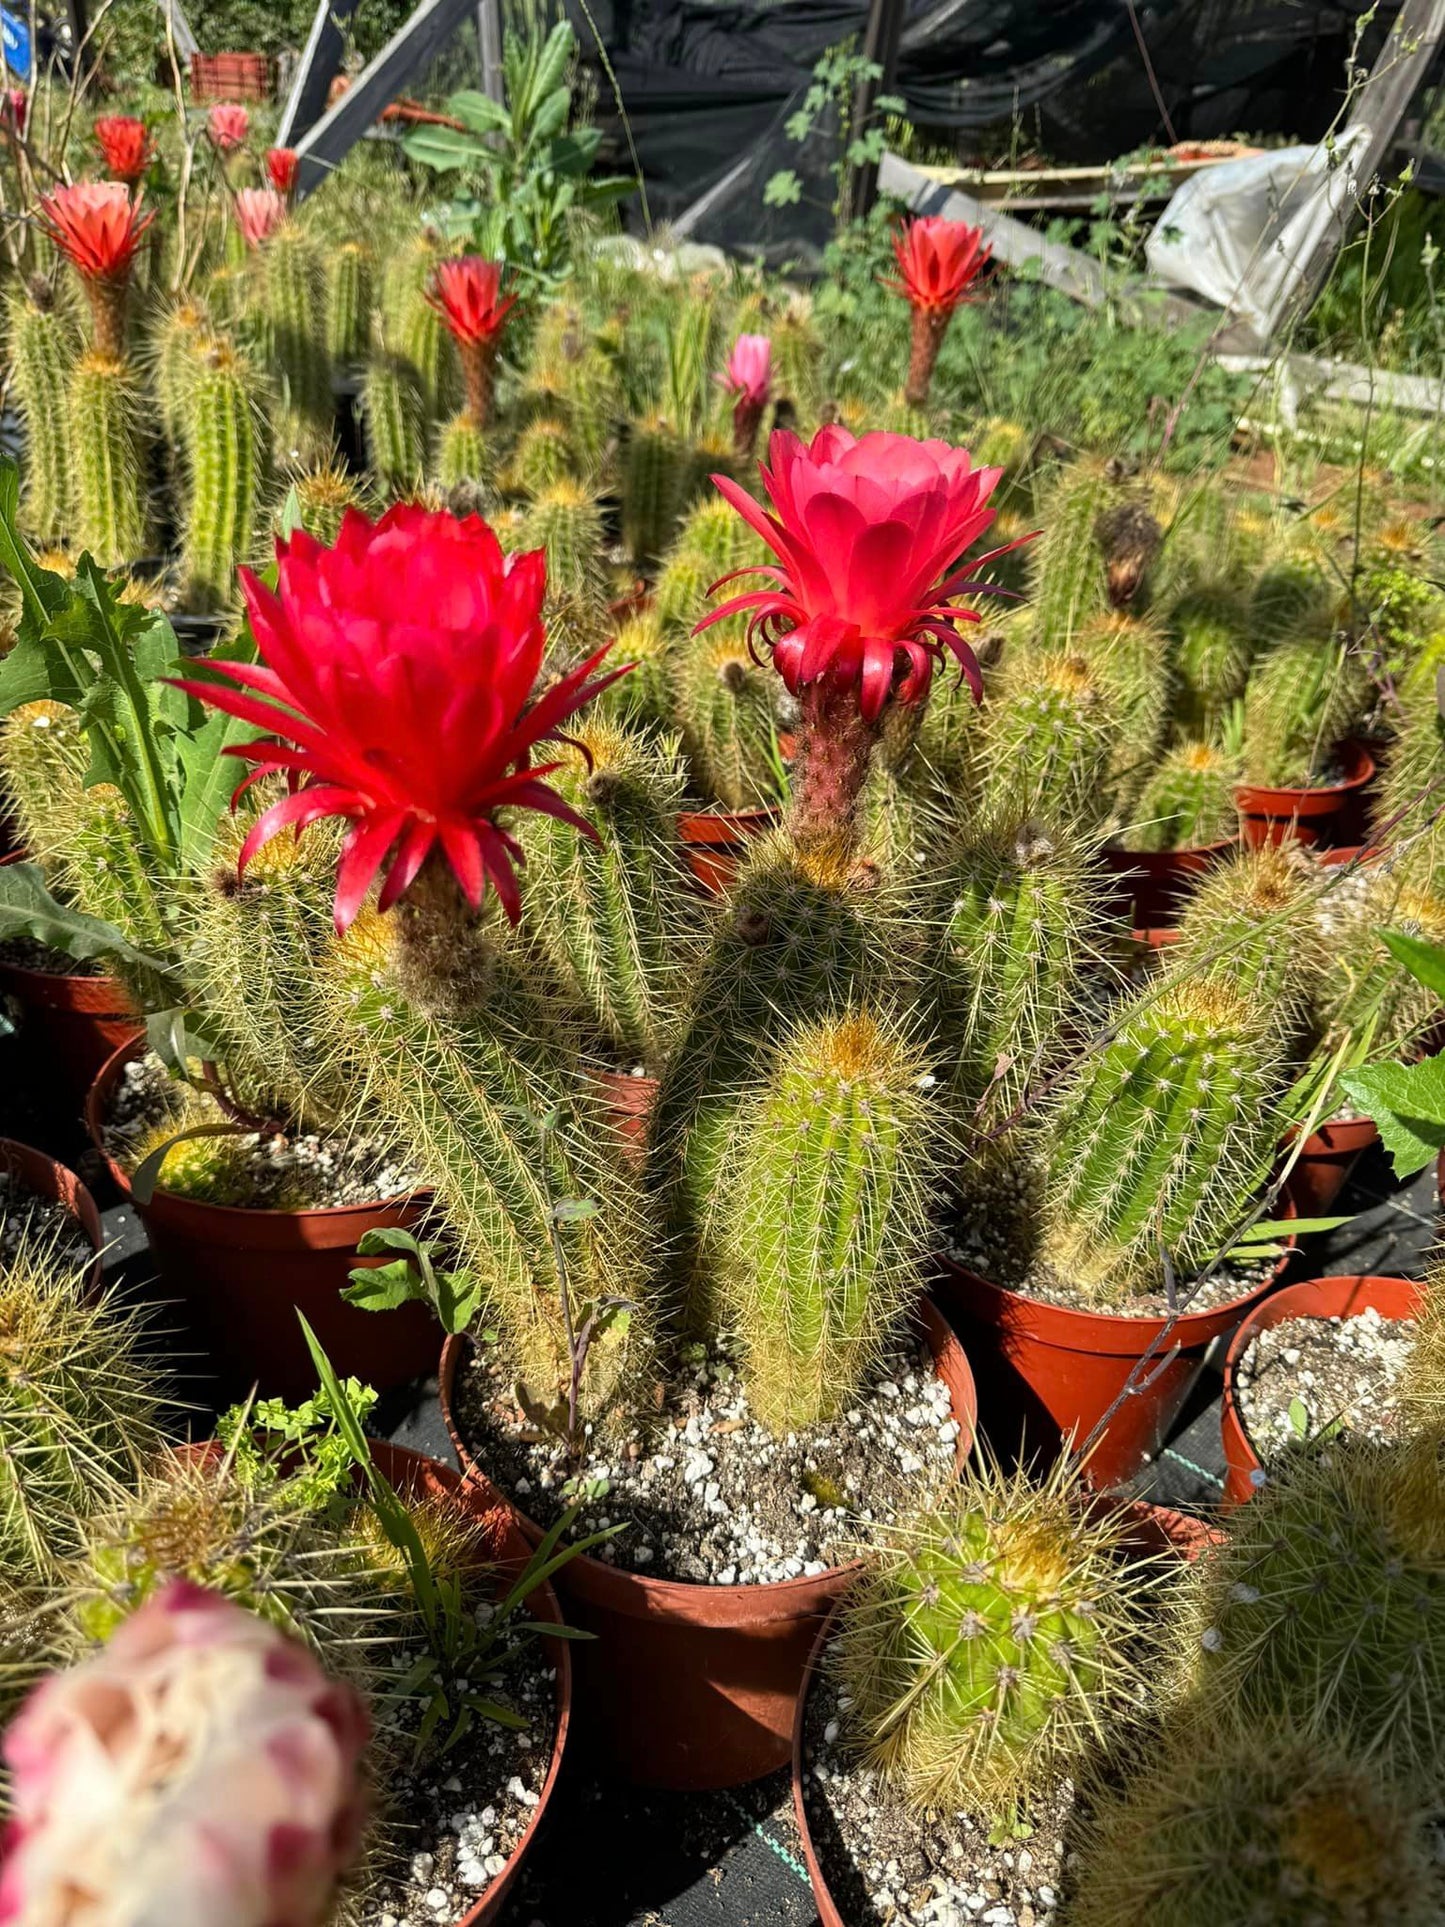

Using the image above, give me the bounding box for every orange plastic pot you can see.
[1283,1113,1379,1215]
[1219,1272,1421,1509]
[676,804,779,896]
[588,1067,659,1159]
[439,1299,977,1790]
[1102,836,1236,932]
[791,1498,1219,1927]
[932,1201,1296,1489]
[1235,740,1375,849]
[0,1136,104,1291]
[85,1039,440,1403]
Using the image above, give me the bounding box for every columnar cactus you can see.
[673,627,781,811]
[0,700,90,871]
[622,415,689,565]
[325,239,372,366]
[519,479,609,655]
[1240,635,1372,788]
[1168,581,1256,736]
[150,295,213,455]
[1028,456,1130,646]
[0,1582,370,1927]
[362,353,426,494]
[0,1245,165,1582]
[596,608,676,731]
[833,1460,1157,1813]
[261,223,332,462]
[1251,552,1335,644]
[515,720,702,1070]
[437,411,490,491]
[1044,977,1283,1298]
[711,1009,942,1431]
[1166,843,1321,1034]
[1170,1434,1445,1785]
[1129,739,1239,852]
[978,652,1114,831]
[1070,1719,1443,1927]
[181,339,264,611]
[509,417,574,496]
[70,352,147,567]
[1071,610,1171,806]
[6,284,79,542]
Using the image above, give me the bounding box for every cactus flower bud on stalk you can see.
[426,256,516,430]
[266,147,299,197]
[884,215,991,407]
[234,187,286,252]
[36,182,153,359]
[206,103,250,153]
[0,1579,369,1927]
[718,333,772,457]
[92,116,154,185]
[700,425,1022,850]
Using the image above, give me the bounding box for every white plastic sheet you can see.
[1145,130,1369,334]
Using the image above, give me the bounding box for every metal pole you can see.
[848,0,906,221]
[477,0,503,106]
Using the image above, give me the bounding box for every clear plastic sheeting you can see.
[1144,129,1370,335]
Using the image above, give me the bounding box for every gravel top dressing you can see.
[362,1640,554,1927]
[1236,1307,1417,1456]
[105,1052,419,1209]
[800,1640,1067,1927]
[0,1168,93,1273]
[453,1337,962,1586]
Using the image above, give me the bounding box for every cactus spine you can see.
[70,353,147,567]
[287,459,371,548]
[1251,552,1335,644]
[1130,740,1238,852]
[436,412,490,491]
[673,628,780,810]
[979,652,1114,831]
[1044,977,1282,1299]
[832,1460,1158,1814]
[1071,610,1171,807]
[712,1010,941,1432]
[1240,636,1372,788]
[1168,581,1256,737]
[181,341,263,612]
[362,354,426,495]
[516,722,702,1070]
[325,240,372,366]
[261,223,332,462]
[1166,843,1320,1033]
[7,287,79,543]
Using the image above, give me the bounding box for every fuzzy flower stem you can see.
[85,276,127,359]
[905,306,951,409]
[788,678,883,853]
[731,392,764,459]
[458,335,498,431]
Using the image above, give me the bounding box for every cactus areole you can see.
[175,504,629,932]
[701,426,1015,849]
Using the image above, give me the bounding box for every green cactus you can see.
[325,240,372,366]
[1129,740,1239,852]
[1315,869,1445,1055]
[515,721,703,1071]
[1071,610,1171,807]
[398,278,460,432]
[832,1458,1157,1814]
[1251,552,1335,644]
[508,417,575,496]
[149,295,213,455]
[1165,843,1321,1035]
[1398,1273,1444,1437]
[519,479,608,657]
[7,285,80,542]
[0,1244,166,1583]
[436,411,490,491]
[1173,1433,1445,1788]
[362,353,426,496]
[978,652,1115,831]
[673,627,780,811]
[711,1009,942,1432]
[770,303,824,418]
[622,415,690,567]
[1168,581,1256,737]
[1027,457,1129,646]
[286,458,372,548]
[181,340,264,612]
[655,494,766,636]
[1070,1718,1443,1927]
[205,260,254,336]
[261,223,332,462]
[936,817,1114,1126]
[1044,976,1283,1300]
[70,352,147,568]
[1240,635,1373,789]
[555,347,621,472]
[595,608,676,731]
[0,700,90,872]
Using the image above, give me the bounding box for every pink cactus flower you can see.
[206,102,250,153]
[234,186,286,251]
[0,1580,369,1927]
[719,333,772,456]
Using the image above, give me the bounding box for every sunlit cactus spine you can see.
[325,239,372,366]
[261,223,332,462]
[516,721,702,1072]
[555,346,621,471]
[1130,739,1239,852]
[287,459,372,548]
[711,1010,941,1432]
[1316,869,1445,1054]
[1240,635,1372,788]
[595,608,676,731]
[1070,1717,1444,1927]
[181,340,264,613]
[519,478,609,655]
[70,352,147,567]
[362,353,426,495]
[1165,842,1320,1034]
[436,411,490,491]
[936,817,1112,1126]
[1168,580,1256,737]
[0,1246,166,1584]
[0,701,89,870]
[673,628,780,811]
[622,415,689,566]
[44,780,174,982]
[832,1460,1158,1815]
[6,284,80,542]
[979,651,1114,831]
[1071,610,1170,807]
[1044,977,1282,1300]
[508,416,575,495]
[1398,1273,1445,1437]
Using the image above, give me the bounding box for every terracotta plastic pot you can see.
[790,1498,1218,1927]
[1235,740,1375,849]
[588,1067,659,1158]
[1219,1272,1421,1509]
[676,803,780,896]
[0,1136,104,1292]
[932,1201,1296,1489]
[439,1298,977,1790]
[1282,1113,1379,1215]
[1103,837,1236,933]
[188,50,273,101]
[85,1039,441,1403]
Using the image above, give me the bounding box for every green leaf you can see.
[433,1268,483,1335]
[0,460,74,635]
[1235,1215,1350,1242]
[402,123,487,172]
[551,1197,599,1224]
[1288,1395,1310,1439]
[1379,927,1445,1000]
[448,89,512,136]
[341,1260,424,1313]
[530,20,575,107]
[764,170,803,208]
[278,484,304,539]
[531,87,570,143]
[0,862,164,969]
[1342,1055,1445,1177]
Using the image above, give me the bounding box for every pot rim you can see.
[1219,1271,1422,1500]
[0,1135,106,1292]
[438,1297,977,1612]
[85,1035,432,1225]
[1234,737,1376,811]
[676,803,782,845]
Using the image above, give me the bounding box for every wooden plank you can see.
[277,0,360,149]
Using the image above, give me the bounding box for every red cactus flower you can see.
[94,114,154,183]
[37,182,154,357]
[3,89,27,137]
[884,216,992,408]
[206,102,250,152]
[174,504,628,932]
[235,187,286,251]
[426,256,515,428]
[702,425,1006,722]
[266,146,299,195]
[719,333,772,457]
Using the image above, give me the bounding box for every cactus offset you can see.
[288,458,372,548]
[70,352,147,567]
[1129,740,1239,852]
[1044,977,1283,1299]
[712,1010,942,1431]
[508,417,575,496]
[6,285,80,542]
[436,411,490,491]
[1168,581,1256,737]
[833,1458,1158,1814]
[181,339,264,612]
[978,652,1114,831]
